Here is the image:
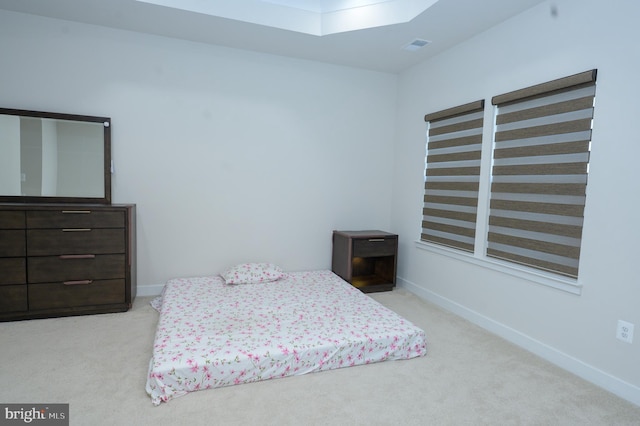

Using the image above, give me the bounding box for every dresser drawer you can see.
[27,229,125,256]
[29,279,126,310]
[0,258,26,285]
[0,211,25,229]
[28,254,126,283]
[0,285,28,313]
[353,237,397,257]
[0,230,26,257]
[27,210,125,229]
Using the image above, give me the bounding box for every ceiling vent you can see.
[403,38,431,51]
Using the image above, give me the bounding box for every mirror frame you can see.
[0,107,111,204]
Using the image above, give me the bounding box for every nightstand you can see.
[331,230,397,293]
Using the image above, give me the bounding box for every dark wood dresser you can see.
[0,203,136,321]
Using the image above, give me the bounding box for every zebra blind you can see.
[488,70,597,278]
[422,100,485,252]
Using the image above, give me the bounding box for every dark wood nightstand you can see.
[332,230,397,293]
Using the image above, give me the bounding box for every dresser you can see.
[332,230,397,293]
[0,203,136,321]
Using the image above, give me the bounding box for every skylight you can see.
[136,0,439,36]
[261,0,392,14]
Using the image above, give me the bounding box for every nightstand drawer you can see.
[27,229,126,256]
[0,258,26,285]
[29,279,126,310]
[353,237,397,257]
[27,210,125,229]
[28,254,126,283]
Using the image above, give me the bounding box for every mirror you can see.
[0,108,111,204]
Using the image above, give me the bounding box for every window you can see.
[421,70,597,282]
[422,100,484,252]
[488,70,597,278]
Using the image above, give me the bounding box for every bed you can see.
[146,267,427,405]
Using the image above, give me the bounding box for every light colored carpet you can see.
[1,289,639,425]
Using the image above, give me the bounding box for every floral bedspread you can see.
[146,270,427,405]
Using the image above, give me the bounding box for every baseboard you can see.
[397,276,640,407]
[136,284,164,297]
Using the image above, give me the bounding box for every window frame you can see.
[421,100,485,253]
[417,70,597,295]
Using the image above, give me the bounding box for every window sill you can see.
[414,240,582,295]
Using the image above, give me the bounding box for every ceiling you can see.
[0,0,546,73]
[134,0,441,36]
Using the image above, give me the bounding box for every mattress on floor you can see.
[146,270,426,405]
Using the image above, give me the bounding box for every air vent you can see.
[403,38,431,52]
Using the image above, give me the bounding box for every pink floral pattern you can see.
[146,270,427,405]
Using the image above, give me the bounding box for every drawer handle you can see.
[62,210,91,214]
[59,254,96,260]
[368,238,386,242]
[62,228,92,232]
[63,280,93,286]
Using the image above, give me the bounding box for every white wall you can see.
[392,0,640,405]
[0,10,397,291]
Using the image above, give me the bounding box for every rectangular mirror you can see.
[0,108,111,204]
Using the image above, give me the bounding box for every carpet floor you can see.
[1,289,639,425]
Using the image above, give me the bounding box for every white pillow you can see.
[221,263,285,285]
